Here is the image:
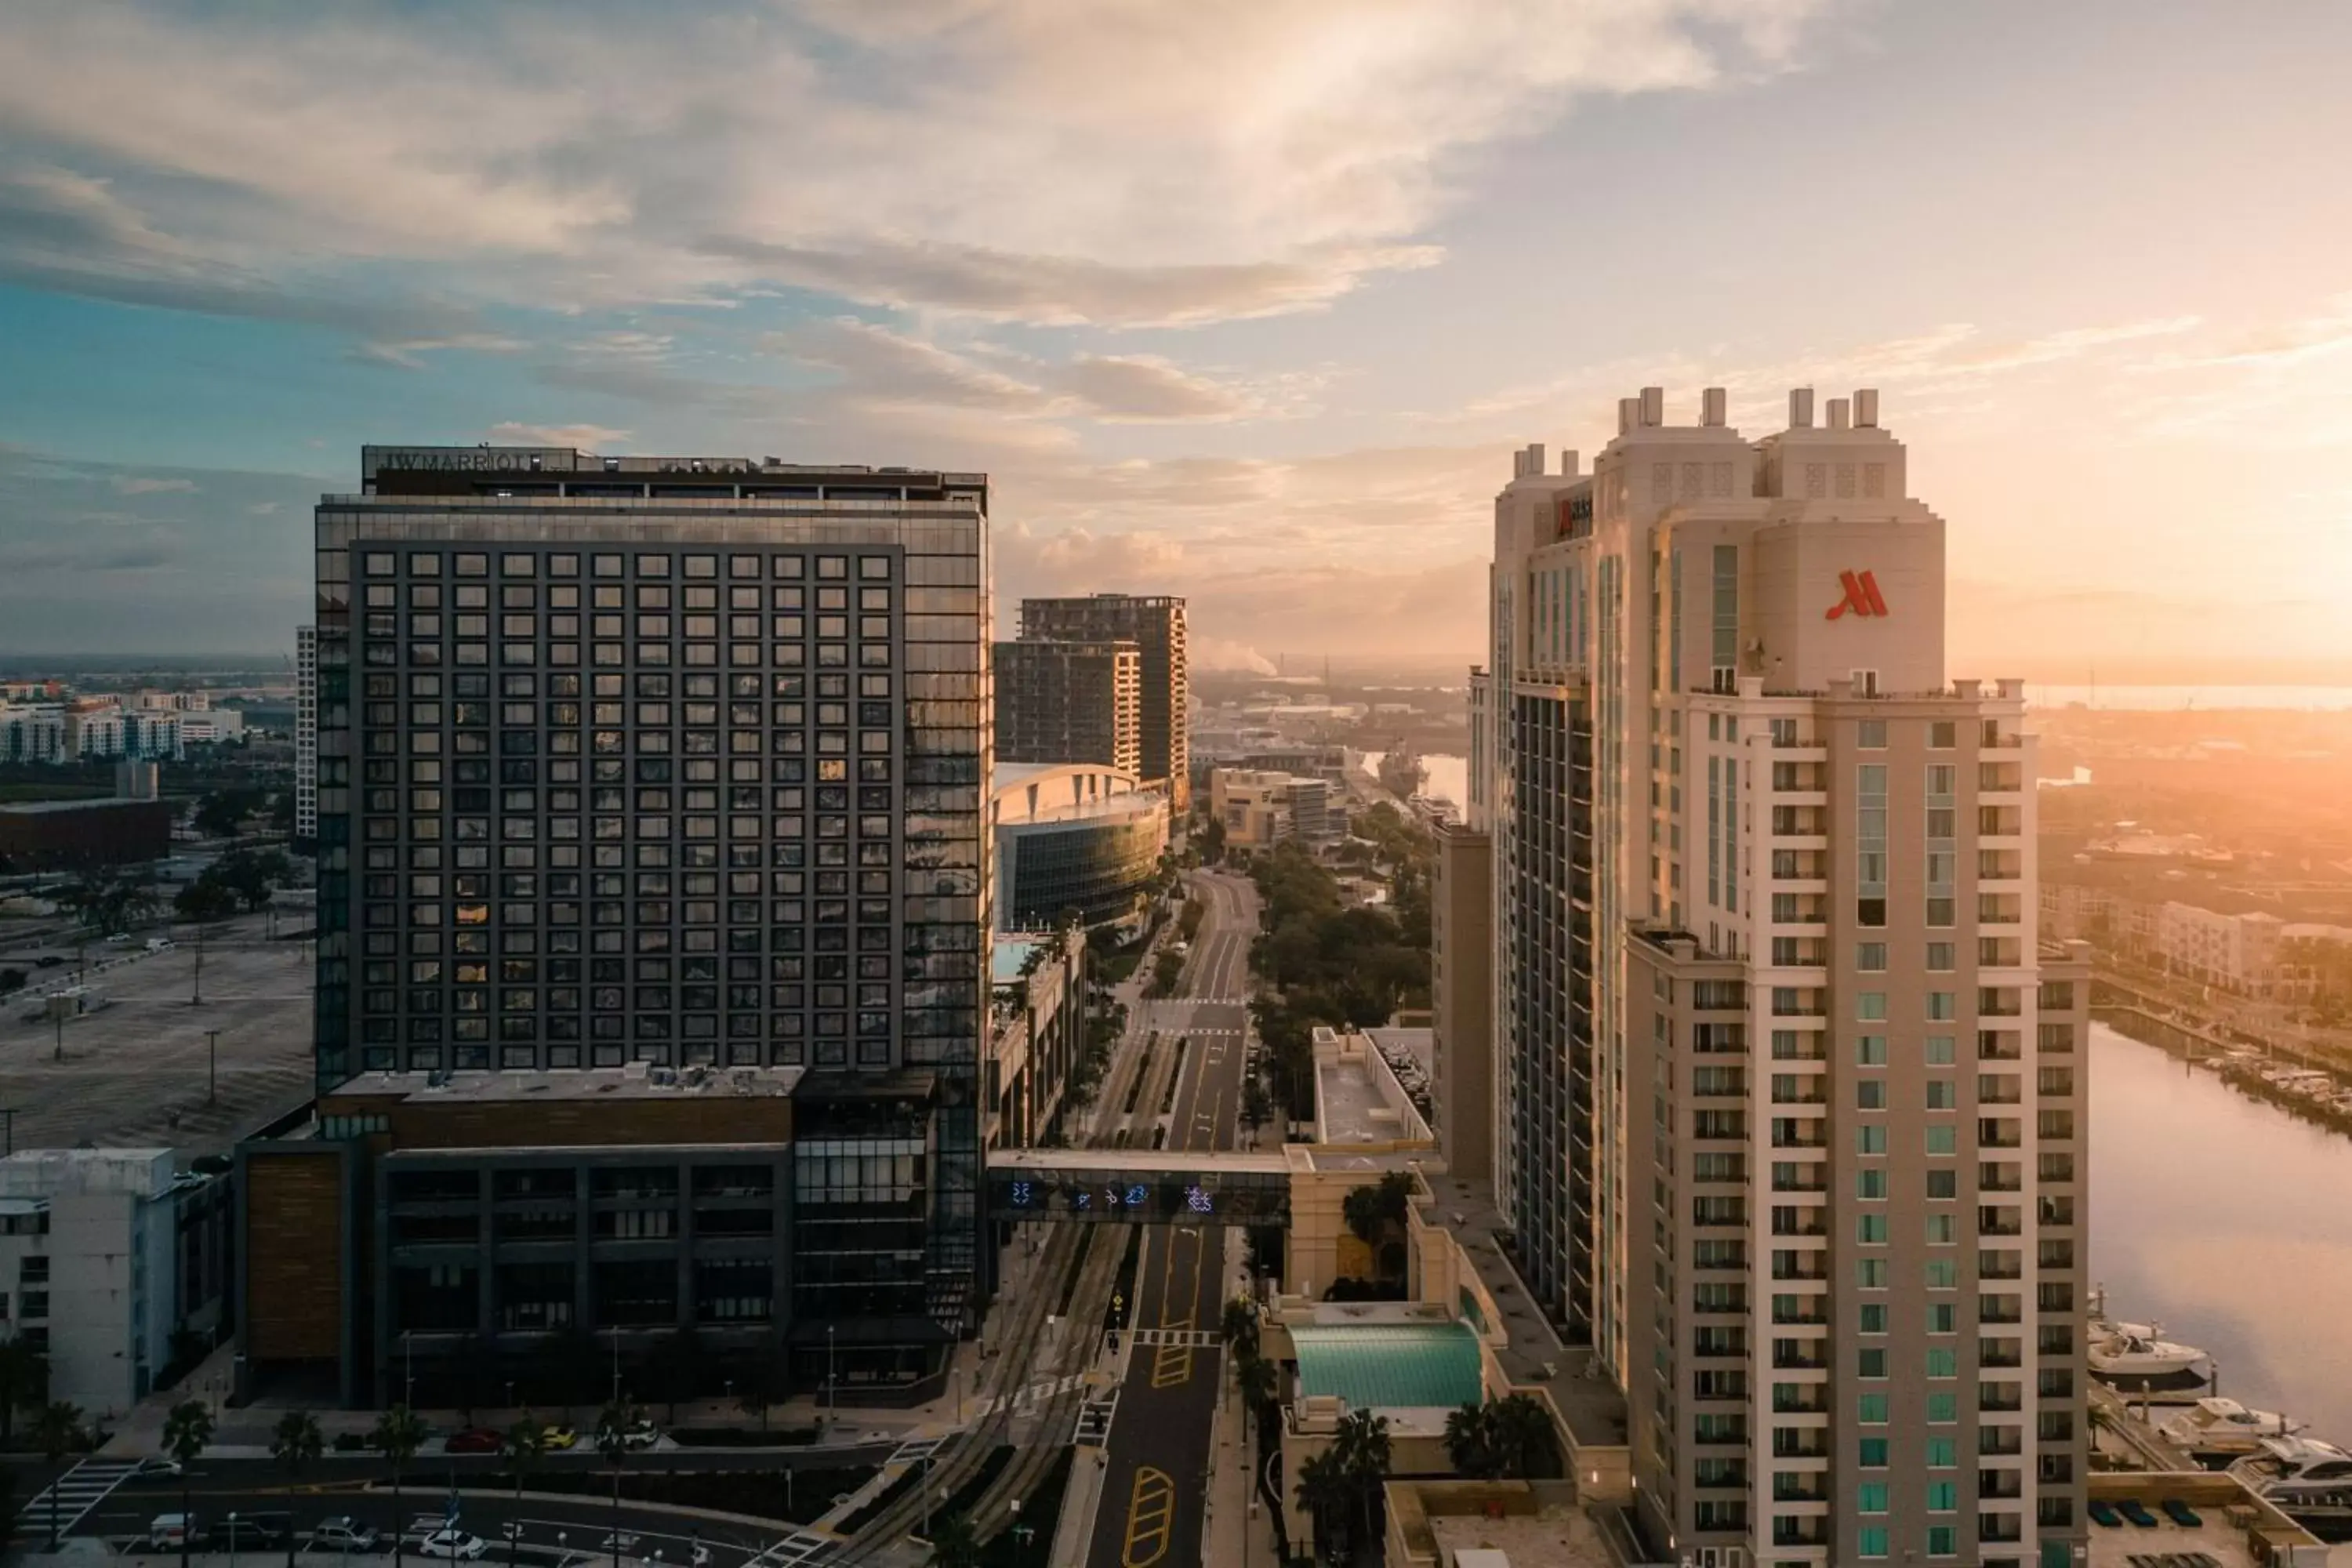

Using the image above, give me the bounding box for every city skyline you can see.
[2,1,2350,681]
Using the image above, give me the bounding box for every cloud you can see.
[350,333,529,371]
[486,422,634,450]
[1192,640,1279,676]
[110,475,194,495]
[0,2,1844,328]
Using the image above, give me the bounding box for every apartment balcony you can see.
[1979,1250,2025,1279]
[1978,1207,2023,1236]
[1980,1296,2024,1325]
[1773,1430,1832,1459]
[1772,1345,1831,1371]
[1771,1519,1832,1548]
[1979,1383,2026,1412]
[1980,1470,2025,1501]
[1979,763,2024,793]
[1770,1251,1829,1282]
[1979,1513,2024,1544]
[1979,1163,2023,1192]
[1978,988,2024,1018]
[1979,938,2023,967]
[1979,1342,2026,1370]
[1770,1475,1831,1503]
[1978,1118,2023,1149]
[1769,989,1827,1018]
[1770,762,1829,793]
[1769,1119,1828,1150]
[1770,1210,1828,1238]
[1772,1387,1833,1415]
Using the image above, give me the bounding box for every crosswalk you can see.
[1125,1327,1223,1348]
[883,1432,951,1468]
[743,1529,834,1568]
[8,1459,140,1545]
[1075,1390,1120,1446]
[970,1369,1089,1420]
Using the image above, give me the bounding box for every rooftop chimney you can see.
[1854,388,1880,428]
[1701,387,1727,427]
[1559,449,1580,477]
[1618,397,1639,436]
[1639,387,1664,426]
[1827,397,1851,430]
[1526,442,1546,476]
[1789,387,1814,428]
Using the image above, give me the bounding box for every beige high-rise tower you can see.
[1453,387,2089,1568]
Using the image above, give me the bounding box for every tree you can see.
[59,869,158,938]
[162,1399,215,1568]
[1240,1073,1274,1148]
[1444,1401,1502,1480]
[923,1512,982,1568]
[1332,1407,1392,1555]
[369,1404,427,1568]
[212,848,294,914]
[1486,1393,1555,1479]
[1219,1296,1260,1363]
[0,1336,47,1440]
[34,1400,85,1550]
[0,967,24,996]
[1294,1447,1356,1564]
[1341,1172,1414,1247]
[270,1410,323,1568]
[174,878,239,924]
[594,1400,634,1568]
[1236,1352,1279,1419]
[734,1355,782,1433]
[194,792,254,840]
[501,1418,546,1567]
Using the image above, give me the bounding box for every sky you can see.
[2,0,2350,682]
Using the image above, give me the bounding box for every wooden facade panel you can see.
[244,1151,343,1362]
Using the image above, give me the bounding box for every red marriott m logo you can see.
[1824,569,1889,621]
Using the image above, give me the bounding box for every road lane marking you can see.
[1121,1466,1175,1568]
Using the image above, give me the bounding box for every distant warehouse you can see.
[0,797,173,873]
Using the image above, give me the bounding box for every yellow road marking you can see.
[1123,1465,1175,1568]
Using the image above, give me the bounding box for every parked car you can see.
[216,1515,292,1551]
[539,1425,578,1450]
[145,938,176,953]
[443,1426,502,1454]
[132,1457,183,1479]
[310,1518,382,1554]
[414,1530,488,1560]
[33,954,64,968]
[146,1514,202,1551]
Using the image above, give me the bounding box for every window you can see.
[1858,1303,1887,1334]
[1857,1348,1888,1378]
[1927,1526,1958,1558]
[1926,1436,1956,1466]
[1857,1214,1888,1244]
[1926,1080,1956,1109]
[1858,1526,1889,1559]
[1857,1125,1886,1154]
[1926,1214,1957,1244]
[1928,1302,1958,1333]
[1858,720,1888,749]
[1926,1392,1958,1421]
[1925,1035,1956,1065]
[1926,1125,1958,1155]
[1926,1347,1958,1377]
[1927,1170,1958,1200]
[1857,1035,1888,1065]
[1857,1169,1886,1200]
[1926,1259,1959,1289]
[1857,1483,1889,1513]
[1927,942,1956,971]
[1857,1258,1889,1288]
[1859,1436,1889,1466]
[1859,992,1888,1020]
[1927,991,1957,1019]
[1857,1080,1886,1109]
[1858,1393,1889,1423]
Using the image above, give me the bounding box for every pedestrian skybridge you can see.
[984,1148,1291,1225]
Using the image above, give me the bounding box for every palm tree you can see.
[162,1399,215,1568]
[0,1338,48,1441]
[34,1400,84,1549]
[369,1403,428,1568]
[1487,1393,1555,1479]
[270,1411,324,1568]
[1294,1448,1355,1564]
[500,1419,546,1568]
[1236,1352,1279,1418]
[594,1399,633,1568]
[924,1512,982,1568]
[1331,1408,1391,1555]
[1219,1296,1260,1362]
[1443,1401,1501,1480]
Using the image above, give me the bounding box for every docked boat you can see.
[2158,1396,2307,1456]
[2089,1327,2208,1379]
[2227,1436,2352,1539]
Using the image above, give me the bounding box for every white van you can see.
[145,937,176,953]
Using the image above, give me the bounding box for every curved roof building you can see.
[989,762,1170,931]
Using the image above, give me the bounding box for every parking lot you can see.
[2,912,315,1156]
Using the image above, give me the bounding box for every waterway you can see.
[1357,749,1469,810]
[2090,1021,2352,1442]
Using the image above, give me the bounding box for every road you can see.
[1082,869,1255,1568]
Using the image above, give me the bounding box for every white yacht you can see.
[2088,1327,2208,1379]
[2227,1436,2352,1537]
[2158,1396,2307,1455]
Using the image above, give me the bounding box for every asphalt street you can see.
[1082,870,1254,1568]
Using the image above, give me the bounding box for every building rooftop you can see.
[1312,1029,1433,1147]
[0,1147,176,1199]
[1385,1481,1610,1568]
[992,938,1042,985]
[1291,1317,1483,1411]
[1418,1172,1630,1450]
[0,797,159,815]
[327,1063,804,1105]
[2085,1472,2324,1568]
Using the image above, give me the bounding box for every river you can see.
[1357,750,1469,810]
[2091,1022,2352,1441]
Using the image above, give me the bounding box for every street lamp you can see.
[205,1029,220,1104]
[227,1512,239,1568]
[825,1325,836,1428]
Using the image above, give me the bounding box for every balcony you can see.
[1979,1163,2023,1192]
[1771,1519,1831,1548]
[1771,1210,1828,1238]
[1772,1387,1832,1415]
[1770,1252,1829,1283]
[1978,1119,2023,1149]
[1978,1513,2024,1544]
[1979,1340,2025,1370]
[1979,1250,2024,1279]
[1771,806,1828,838]
[1771,1475,1830,1503]
[1773,1430,1831,1459]
[1977,1207,2024,1237]
[1978,1383,2025,1412]
[1770,1119,1828,1150]
[1980,1428,2024,1457]
[1979,1470,2024,1501]
[1772,1345,1831,1371]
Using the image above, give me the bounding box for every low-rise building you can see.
[0,1149,231,1417]
[1212,767,1335,848]
[0,796,174,872]
[987,929,1087,1148]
